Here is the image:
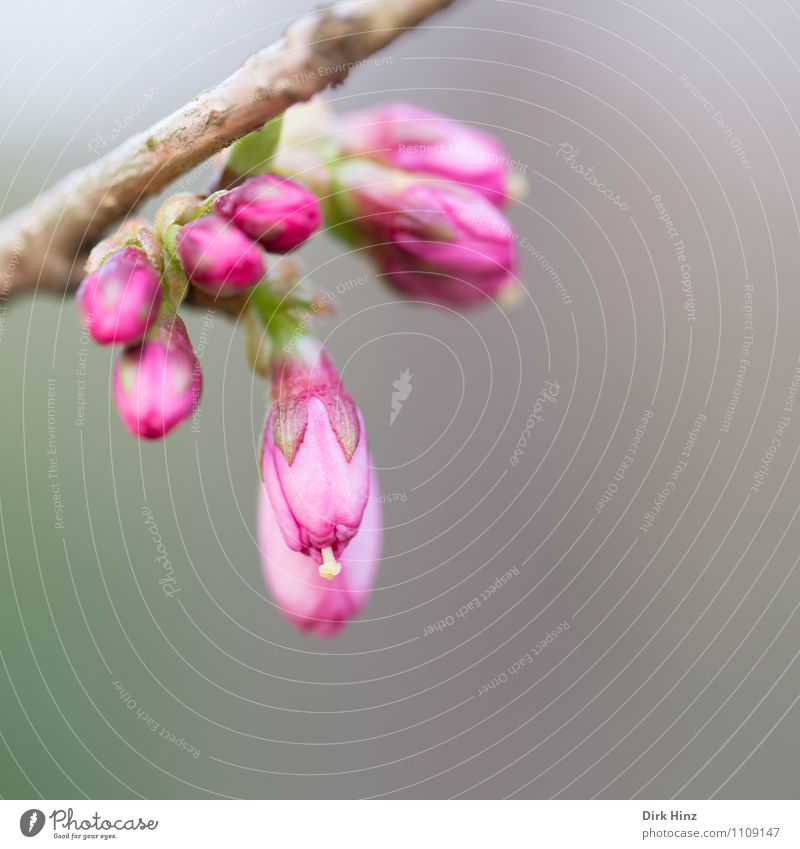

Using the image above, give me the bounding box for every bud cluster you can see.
[276,99,525,307]
[175,175,321,297]
[77,175,321,439]
[333,102,522,205]
[78,98,526,636]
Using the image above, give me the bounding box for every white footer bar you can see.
[2,799,797,848]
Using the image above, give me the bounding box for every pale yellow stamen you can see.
[319,546,342,580]
[506,172,529,202]
[497,280,524,309]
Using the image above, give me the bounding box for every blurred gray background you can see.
[1,0,799,799]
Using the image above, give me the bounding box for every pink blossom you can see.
[176,214,265,296]
[335,160,517,307]
[335,102,517,205]
[261,344,369,578]
[76,246,162,345]
[113,315,202,439]
[214,175,321,253]
[259,465,382,637]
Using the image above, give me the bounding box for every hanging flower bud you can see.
[76,246,162,345]
[378,257,515,307]
[261,341,369,579]
[176,214,265,296]
[334,103,522,205]
[214,175,322,253]
[112,315,202,439]
[332,160,518,307]
[259,464,382,637]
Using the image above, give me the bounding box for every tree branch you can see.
[0,0,458,299]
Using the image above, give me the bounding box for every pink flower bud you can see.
[213,175,322,253]
[76,246,162,345]
[112,315,202,439]
[335,103,517,205]
[176,214,265,296]
[261,343,369,579]
[335,161,518,307]
[258,464,382,638]
[379,258,514,307]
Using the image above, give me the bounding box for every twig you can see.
[0,0,458,298]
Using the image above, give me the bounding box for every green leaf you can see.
[251,281,308,356]
[160,225,189,310]
[226,115,284,179]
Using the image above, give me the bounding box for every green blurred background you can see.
[2,0,799,799]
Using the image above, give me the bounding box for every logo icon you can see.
[19,809,45,837]
[390,369,413,426]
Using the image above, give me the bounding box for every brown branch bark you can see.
[0,0,458,299]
